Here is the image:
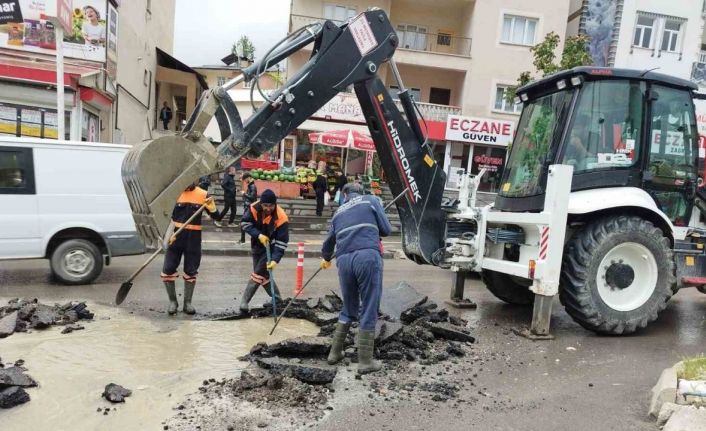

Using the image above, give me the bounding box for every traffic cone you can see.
[295,242,304,294]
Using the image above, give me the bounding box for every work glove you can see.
[320,259,332,270]
[266,261,277,270]
[258,234,270,246]
[205,197,217,213]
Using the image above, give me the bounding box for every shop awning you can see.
[80,88,113,108]
[0,56,101,90]
[308,129,376,152]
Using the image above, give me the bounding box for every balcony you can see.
[290,14,472,69]
[394,99,461,122]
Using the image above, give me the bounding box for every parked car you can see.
[0,136,144,284]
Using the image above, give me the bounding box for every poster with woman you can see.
[0,0,107,62]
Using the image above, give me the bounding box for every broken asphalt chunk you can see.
[255,358,337,385]
[0,311,17,338]
[0,367,38,389]
[265,336,332,357]
[380,281,427,320]
[0,386,30,409]
[102,383,132,403]
[427,322,476,343]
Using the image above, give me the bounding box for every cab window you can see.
[561,80,644,172]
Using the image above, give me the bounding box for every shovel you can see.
[265,244,278,323]
[115,202,208,305]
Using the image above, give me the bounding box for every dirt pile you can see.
[0,298,94,338]
[167,283,476,429]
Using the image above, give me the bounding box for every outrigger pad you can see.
[121,135,219,247]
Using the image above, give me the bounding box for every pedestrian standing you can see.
[334,170,347,205]
[214,166,238,227]
[160,183,217,315]
[238,189,289,314]
[320,183,392,374]
[313,170,327,217]
[160,101,173,131]
[240,172,257,244]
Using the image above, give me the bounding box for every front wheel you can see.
[50,239,104,285]
[560,216,675,335]
[481,269,534,306]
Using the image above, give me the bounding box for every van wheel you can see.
[560,216,675,335]
[481,269,534,305]
[50,239,103,285]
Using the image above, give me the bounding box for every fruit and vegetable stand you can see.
[246,167,323,199]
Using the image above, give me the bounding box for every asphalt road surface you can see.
[1,254,704,430]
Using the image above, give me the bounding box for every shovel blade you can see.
[121,135,219,247]
[115,281,133,305]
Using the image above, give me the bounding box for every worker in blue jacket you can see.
[320,183,392,374]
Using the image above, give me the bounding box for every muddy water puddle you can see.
[0,303,317,431]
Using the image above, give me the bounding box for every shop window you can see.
[471,145,507,193]
[0,102,68,140]
[81,110,100,142]
[494,86,522,113]
[0,147,35,194]
[501,15,537,46]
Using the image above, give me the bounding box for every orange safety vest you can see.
[249,201,289,230]
[173,187,208,231]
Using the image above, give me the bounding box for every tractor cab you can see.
[496,67,699,228]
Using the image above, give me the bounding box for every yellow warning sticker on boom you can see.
[423,154,433,167]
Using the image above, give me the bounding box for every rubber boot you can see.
[262,280,282,303]
[357,330,382,375]
[327,322,351,365]
[164,280,178,315]
[239,280,259,314]
[183,280,196,315]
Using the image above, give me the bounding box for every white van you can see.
[0,137,144,284]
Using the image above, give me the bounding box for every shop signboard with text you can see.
[445,114,514,146]
[0,0,107,63]
[312,92,365,123]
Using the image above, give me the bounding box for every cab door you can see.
[0,146,41,258]
[642,85,699,226]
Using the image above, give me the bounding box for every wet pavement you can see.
[1,254,705,430]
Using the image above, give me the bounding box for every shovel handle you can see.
[125,202,208,284]
[269,266,324,335]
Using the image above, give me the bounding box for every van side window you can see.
[0,147,35,194]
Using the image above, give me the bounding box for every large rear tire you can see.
[481,269,534,306]
[560,216,675,335]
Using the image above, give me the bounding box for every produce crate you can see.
[254,180,301,199]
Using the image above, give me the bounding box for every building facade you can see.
[0,0,202,146]
[285,0,571,190]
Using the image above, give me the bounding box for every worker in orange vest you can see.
[160,183,217,315]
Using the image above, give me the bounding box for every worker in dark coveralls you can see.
[320,183,392,374]
[238,189,290,313]
[160,183,217,315]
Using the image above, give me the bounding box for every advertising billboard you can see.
[0,0,106,63]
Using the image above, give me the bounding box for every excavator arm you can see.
[122,9,446,264]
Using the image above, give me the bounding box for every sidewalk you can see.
[201,230,403,259]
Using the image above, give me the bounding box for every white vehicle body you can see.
[0,136,144,283]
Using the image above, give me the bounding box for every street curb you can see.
[650,362,680,417]
[200,248,398,259]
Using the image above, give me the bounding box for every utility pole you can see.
[55,24,65,140]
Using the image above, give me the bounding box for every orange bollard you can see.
[295,242,304,294]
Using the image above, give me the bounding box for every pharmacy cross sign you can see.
[0,1,22,25]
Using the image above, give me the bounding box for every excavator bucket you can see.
[121,134,219,248]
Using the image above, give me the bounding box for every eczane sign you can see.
[446,114,515,146]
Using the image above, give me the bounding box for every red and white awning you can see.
[308,129,376,152]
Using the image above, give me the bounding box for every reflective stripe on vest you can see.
[174,222,202,231]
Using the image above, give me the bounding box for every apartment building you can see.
[0,0,202,145]
[285,0,570,190]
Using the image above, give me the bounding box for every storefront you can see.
[444,114,515,192]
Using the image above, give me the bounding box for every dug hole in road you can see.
[0,254,704,430]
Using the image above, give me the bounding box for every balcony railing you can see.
[290,14,472,57]
[394,99,461,122]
